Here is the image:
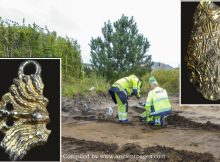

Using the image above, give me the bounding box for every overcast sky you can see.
[0,0,180,67]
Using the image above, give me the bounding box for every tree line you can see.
[0,17,82,80]
[0,15,153,83]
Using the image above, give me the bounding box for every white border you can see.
[0,57,62,162]
[180,1,220,106]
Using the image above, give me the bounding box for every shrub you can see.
[141,69,179,95]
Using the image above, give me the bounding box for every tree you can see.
[0,17,83,80]
[90,15,152,81]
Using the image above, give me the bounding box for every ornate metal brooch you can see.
[185,0,220,100]
[0,60,50,160]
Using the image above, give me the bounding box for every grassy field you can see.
[62,75,110,97]
[62,69,179,97]
[141,69,179,95]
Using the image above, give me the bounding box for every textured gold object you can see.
[0,60,50,160]
[186,0,220,100]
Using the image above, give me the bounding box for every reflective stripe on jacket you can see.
[145,87,172,116]
[111,75,141,97]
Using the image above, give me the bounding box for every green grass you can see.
[141,69,179,95]
[62,69,179,97]
[62,75,110,97]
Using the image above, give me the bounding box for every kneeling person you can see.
[140,77,172,126]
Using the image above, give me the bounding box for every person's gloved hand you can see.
[136,94,141,99]
[138,102,145,107]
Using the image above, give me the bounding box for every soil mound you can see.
[62,137,118,154]
[62,137,216,162]
[168,113,220,131]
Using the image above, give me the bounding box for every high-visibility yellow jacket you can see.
[109,75,141,104]
[143,86,172,117]
[112,75,141,97]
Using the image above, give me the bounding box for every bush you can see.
[141,69,179,95]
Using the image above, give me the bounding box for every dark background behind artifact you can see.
[181,2,220,104]
[0,59,60,161]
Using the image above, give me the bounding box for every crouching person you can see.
[109,75,142,123]
[140,76,172,127]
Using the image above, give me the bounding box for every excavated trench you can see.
[62,96,220,132]
[69,112,220,132]
[62,95,220,162]
[167,112,220,131]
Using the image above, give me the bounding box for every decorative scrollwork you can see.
[0,60,50,160]
[186,0,220,100]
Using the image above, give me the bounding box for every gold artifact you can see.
[0,60,50,160]
[185,0,220,100]
[186,0,220,100]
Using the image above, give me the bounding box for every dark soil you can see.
[167,112,220,132]
[129,106,146,113]
[72,116,136,126]
[70,113,220,132]
[117,143,143,155]
[62,95,110,117]
[143,145,215,162]
[62,96,220,162]
[62,137,118,154]
[62,137,216,162]
[62,95,220,132]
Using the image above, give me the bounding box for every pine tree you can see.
[90,15,152,81]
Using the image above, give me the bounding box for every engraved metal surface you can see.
[186,0,220,100]
[0,60,50,160]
